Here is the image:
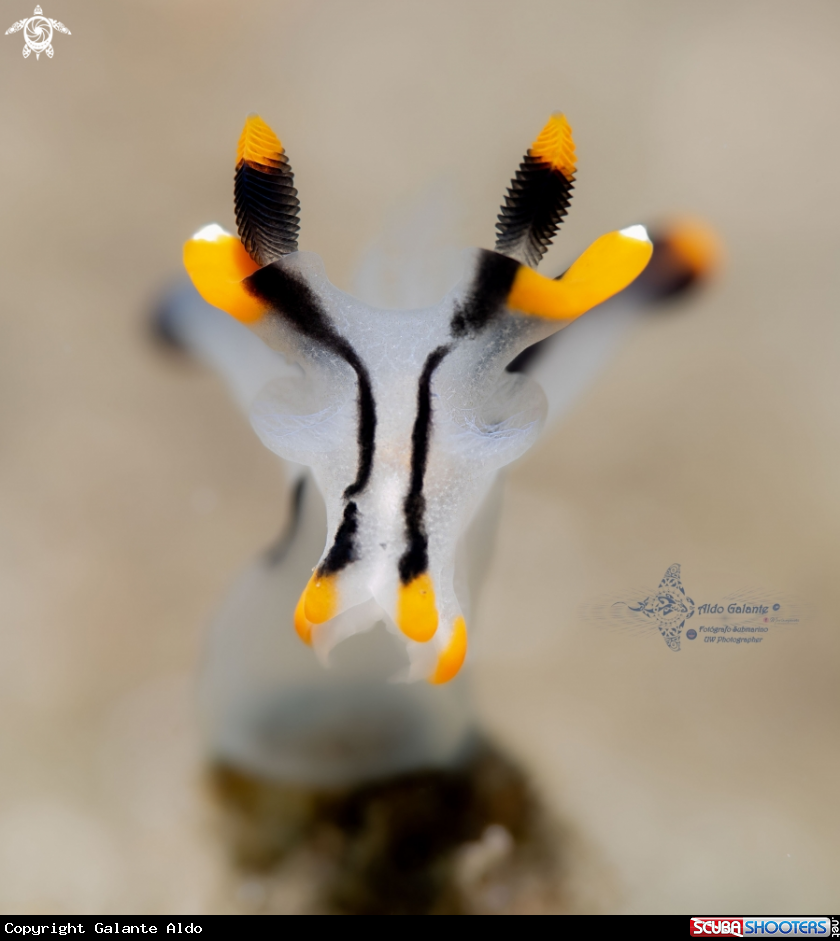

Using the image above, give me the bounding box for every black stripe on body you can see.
[398,345,451,585]
[451,251,519,338]
[248,264,377,498]
[247,264,377,575]
[235,157,300,265]
[319,501,359,576]
[495,154,574,267]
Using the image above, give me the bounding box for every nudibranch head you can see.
[184,113,652,684]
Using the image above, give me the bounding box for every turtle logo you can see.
[5,6,70,60]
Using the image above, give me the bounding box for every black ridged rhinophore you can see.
[494,153,575,268]
[235,150,300,265]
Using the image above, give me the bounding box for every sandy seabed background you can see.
[0,0,839,915]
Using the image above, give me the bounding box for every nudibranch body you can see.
[183,114,653,683]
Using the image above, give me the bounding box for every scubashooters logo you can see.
[689,916,836,937]
[4,6,70,59]
[581,564,804,652]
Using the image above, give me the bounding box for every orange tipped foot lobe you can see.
[182,225,266,323]
[397,574,439,643]
[495,113,577,267]
[430,617,468,685]
[235,114,300,265]
[293,591,313,646]
[302,572,338,626]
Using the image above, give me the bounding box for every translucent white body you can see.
[247,250,552,676]
[168,248,650,785]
